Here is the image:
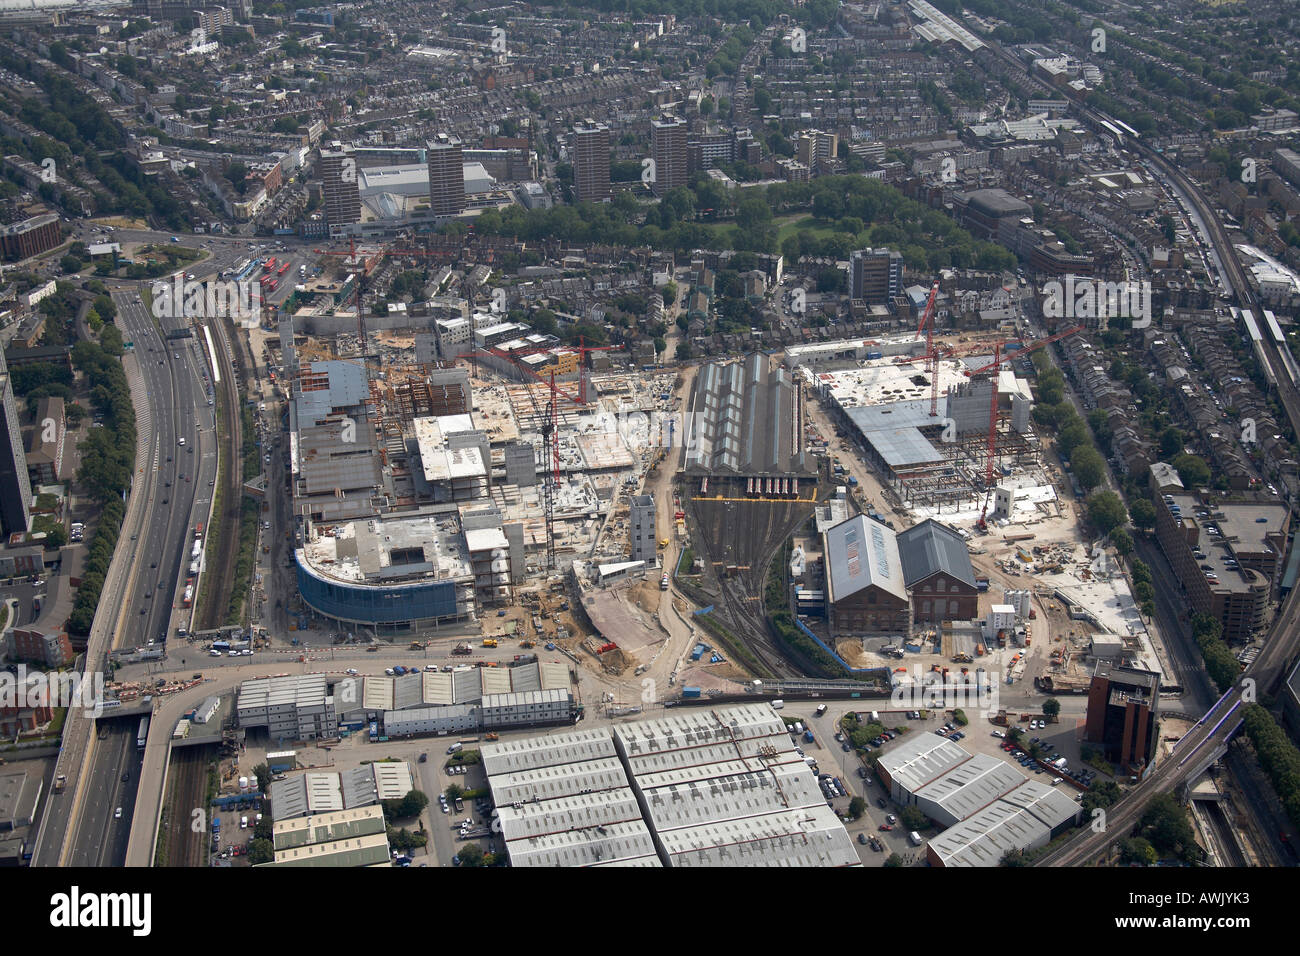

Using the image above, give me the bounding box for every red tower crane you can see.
[913,281,942,417]
[969,325,1085,530]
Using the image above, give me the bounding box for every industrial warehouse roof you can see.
[657,804,859,867]
[483,706,857,867]
[480,727,619,776]
[272,802,386,846]
[684,354,810,476]
[502,819,661,867]
[911,753,1025,826]
[875,731,970,794]
[898,519,978,589]
[371,761,414,800]
[926,780,1081,867]
[489,756,631,805]
[237,674,330,712]
[824,514,908,605]
[496,789,644,843]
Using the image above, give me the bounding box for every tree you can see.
[1071,446,1107,492]
[444,784,463,801]
[1137,793,1202,863]
[1042,698,1060,719]
[1171,453,1211,488]
[952,709,968,726]
[60,255,83,274]
[1158,427,1184,457]
[1129,498,1156,532]
[883,853,904,867]
[1001,848,1027,866]
[1086,490,1127,534]
[848,796,866,819]
[900,806,928,830]
[247,838,274,864]
[1119,837,1157,866]
[1110,527,1134,556]
[458,843,485,867]
[252,763,271,792]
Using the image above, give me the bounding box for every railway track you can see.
[195,316,245,632]
[162,744,213,867]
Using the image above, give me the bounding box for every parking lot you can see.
[777,698,1097,865]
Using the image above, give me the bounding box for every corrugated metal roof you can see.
[898,519,978,589]
[684,356,810,476]
[824,514,907,604]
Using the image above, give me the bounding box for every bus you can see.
[137,716,150,751]
[277,261,291,276]
[262,257,277,274]
[266,278,278,293]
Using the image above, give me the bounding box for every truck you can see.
[482,638,498,648]
[771,699,785,710]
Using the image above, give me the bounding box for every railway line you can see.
[974,33,1300,865]
[161,744,213,867]
[194,315,246,632]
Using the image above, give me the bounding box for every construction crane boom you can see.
[914,281,941,417]
[975,324,1084,530]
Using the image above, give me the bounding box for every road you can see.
[35,285,221,867]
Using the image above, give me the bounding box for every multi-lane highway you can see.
[113,288,220,649]
[39,283,224,867]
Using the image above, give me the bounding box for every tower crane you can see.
[913,281,942,417]
[968,325,1085,530]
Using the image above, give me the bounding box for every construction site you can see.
[787,284,1084,532]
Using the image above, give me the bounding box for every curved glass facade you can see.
[296,557,461,626]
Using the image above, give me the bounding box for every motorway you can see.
[33,282,223,867]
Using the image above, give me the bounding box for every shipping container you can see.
[681,687,701,699]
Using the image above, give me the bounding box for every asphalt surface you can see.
[52,287,219,867]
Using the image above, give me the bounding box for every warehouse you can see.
[264,805,392,868]
[823,514,912,637]
[482,706,858,867]
[907,753,1025,828]
[611,704,859,867]
[873,731,970,804]
[236,674,338,742]
[482,728,660,867]
[925,780,1081,867]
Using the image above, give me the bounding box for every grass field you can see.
[776,214,841,245]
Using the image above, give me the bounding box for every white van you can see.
[870,711,879,723]
[771,699,784,710]
[240,816,248,829]
[908,831,923,847]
